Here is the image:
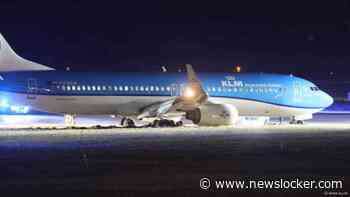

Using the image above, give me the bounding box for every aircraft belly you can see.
[2,91,171,115]
[208,97,322,117]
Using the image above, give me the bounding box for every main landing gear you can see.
[120,117,136,128]
[120,117,183,128]
[289,117,304,125]
[151,119,183,127]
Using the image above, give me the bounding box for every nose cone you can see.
[322,91,334,108]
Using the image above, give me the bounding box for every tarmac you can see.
[0,113,349,196]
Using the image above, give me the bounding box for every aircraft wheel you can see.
[296,120,304,125]
[175,121,183,127]
[152,119,160,127]
[121,117,127,126]
[158,119,169,127]
[152,119,179,127]
[121,117,136,128]
[168,120,176,127]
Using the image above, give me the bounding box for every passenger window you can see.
[135,86,139,91]
[150,86,154,91]
[114,86,118,91]
[155,86,159,91]
[67,86,71,91]
[140,86,144,91]
[87,86,91,91]
[92,86,96,91]
[119,86,123,91]
[124,86,128,91]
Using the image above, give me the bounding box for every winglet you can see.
[0,33,55,71]
[185,64,200,83]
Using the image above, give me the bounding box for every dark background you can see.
[1,1,350,80]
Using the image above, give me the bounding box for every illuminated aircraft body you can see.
[0,34,333,126]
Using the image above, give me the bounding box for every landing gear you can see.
[151,119,183,127]
[175,120,183,127]
[185,108,201,124]
[121,117,136,128]
[64,114,76,126]
[296,120,304,125]
[289,117,304,125]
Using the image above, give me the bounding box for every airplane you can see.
[0,34,333,127]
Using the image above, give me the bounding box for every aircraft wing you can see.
[137,64,208,119]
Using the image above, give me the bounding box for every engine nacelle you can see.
[186,104,239,126]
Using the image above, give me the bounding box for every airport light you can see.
[234,64,242,73]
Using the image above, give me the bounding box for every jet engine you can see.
[185,104,239,126]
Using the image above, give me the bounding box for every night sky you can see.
[1,1,350,79]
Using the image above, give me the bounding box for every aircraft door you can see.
[293,81,303,102]
[27,78,38,93]
[170,83,180,96]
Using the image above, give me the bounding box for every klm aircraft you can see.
[0,34,333,127]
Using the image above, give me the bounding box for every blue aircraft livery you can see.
[0,34,333,126]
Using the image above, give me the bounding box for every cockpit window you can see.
[310,87,320,91]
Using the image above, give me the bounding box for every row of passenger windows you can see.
[54,85,172,92]
[206,87,284,93]
[52,84,284,94]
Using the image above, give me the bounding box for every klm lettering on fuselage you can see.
[221,76,243,87]
[221,76,282,88]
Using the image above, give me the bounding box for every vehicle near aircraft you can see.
[0,34,333,127]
